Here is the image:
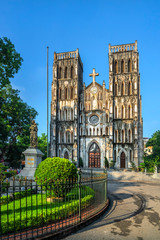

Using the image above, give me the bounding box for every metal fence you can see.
[0,170,108,240]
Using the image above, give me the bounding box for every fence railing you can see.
[0,170,108,240]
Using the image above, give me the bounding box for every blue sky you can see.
[0,0,160,138]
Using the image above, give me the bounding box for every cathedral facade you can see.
[50,41,143,169]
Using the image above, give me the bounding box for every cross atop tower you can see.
[89,68,99,85]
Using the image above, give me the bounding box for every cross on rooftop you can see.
[89,68,99,84]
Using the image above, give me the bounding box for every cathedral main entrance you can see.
[120,152,125,168]
[88,142,100,168]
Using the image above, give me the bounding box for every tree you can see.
[0,37,38,166]
[0,85,37,166]
[38,133,47,160]
[146,130,160,158]
[0,37,23,88]
[143,130,160,171]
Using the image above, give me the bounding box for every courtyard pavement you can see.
[64,180,160,240]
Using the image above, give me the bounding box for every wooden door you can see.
[88,143,100,168]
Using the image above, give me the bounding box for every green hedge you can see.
[0,189,34,204]
[1,186,95,235]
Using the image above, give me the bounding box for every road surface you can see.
[64,181,160,240]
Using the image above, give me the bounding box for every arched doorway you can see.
[64,151,69,160]
[88,142,100,168]
[120,152,125,168]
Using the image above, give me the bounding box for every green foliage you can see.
[0,189,34,204]
[4,170,17,178]
[131,161,137,171]
[104,157,109,168]
[1,186,94,235]
[109,160,115,168]
[71,159,76,166]
[0,37,38,167]
[143,130,160,172]
[79,157,83,167]
[35,157,78,197]
[0,163,7,181]
[38,133,47,160]
[0,37,23,88]
[139,162,145,172]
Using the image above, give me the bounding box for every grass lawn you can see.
[1,186,94,235]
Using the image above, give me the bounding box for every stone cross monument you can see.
[19,120,44,178]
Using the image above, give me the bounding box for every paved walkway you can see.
[65,181,160,240]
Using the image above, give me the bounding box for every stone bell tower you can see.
[108,41,143,168]
[50,49,83,165]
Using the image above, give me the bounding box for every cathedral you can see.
[50,41,143,169]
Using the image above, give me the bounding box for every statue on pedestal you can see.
[30,120,38,148]
[19,120,44,179]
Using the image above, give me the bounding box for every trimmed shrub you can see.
[0,189,35,205]
[79,157,83,167]
[109,160,115,169]
[104,157,109,169]
[35,157,78,197]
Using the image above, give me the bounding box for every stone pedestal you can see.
[19,147,44,179]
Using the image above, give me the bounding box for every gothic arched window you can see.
[115,83,118,96]
[115,106,117,118]
[121,82,124,96]
[129,129,131,143]
[71,109,73,120]
[101,128,103,135]
[71,66,74,78]
[106,127,108,135]
[128,82,131,95]
[65,88,67,99]
[130,149,132,161]
[128,105,131,118]
[121,60,124,73]
[86,128,88,136]
[71,87,73,99]
[128,59,132,72]
[90,128,91,135]
[65,109,67,120]
[115,60,118,73]
[64,67,67,78]
[121,105,124,119]
[68,132,70,143]
[115,130,117,143]
[106,113,108,122]
[59,110,61,120]
[59,67,62,79]
[59,88,61,99]
[122,129,124,143]
[80,128,82,136]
